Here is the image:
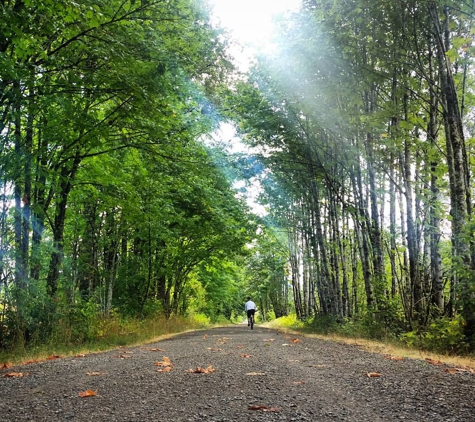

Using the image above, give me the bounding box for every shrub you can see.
[400,317,466,354]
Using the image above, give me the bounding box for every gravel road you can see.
[1,324,474,421]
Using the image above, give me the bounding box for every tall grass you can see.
[0,312,213,366]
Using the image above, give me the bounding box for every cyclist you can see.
[245,297,257,327]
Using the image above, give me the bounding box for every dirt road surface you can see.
[1,325,474,421]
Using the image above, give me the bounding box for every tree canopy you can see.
[2,0,475,353]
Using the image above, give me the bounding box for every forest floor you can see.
[1,324,474,421]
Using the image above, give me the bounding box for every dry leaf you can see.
[264,407,282,412]
[246,372,266,376]
[291,338,302,343]
[264,339,275,342]
[157,366,173,373]
[444,368,458,374]
[76,354,86,358]
[186,365,216,374]
[248,405,268,410]
[155,357,173,367]
[293,381,305,385]
[86,372,105,376]
[240,353,253,358]
[235,345,244,349]
[148,348,165,352]
[366,372,381,378]
[207,348,222,352]
[0,363,11,369]
[455,366,475,374]
[202,335,208,340]
[46,355,61,360]
[78,390,97,397]
[248,405,281,412]
[311,364,327,368]
[4,372,24,378]
[282,344,290,347]
[114,354,132,359]
[425,358,443,365]
[385,355,404,361]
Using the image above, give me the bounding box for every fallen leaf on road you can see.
[282,344,290,346]
[78,390,97,397]
[207,348,222,352]
[0,363,11,369]
[155,357,173,367]
[248,405,281,412]
[4,372,24,378]
[114,354,132,359]
[46,355,62,360]
[264,339,275,342]
[235,345,244,349]
[186,365,216,374]
[86,372,105,376]
[455,366,475,374]
[384,355,404,361]
[444,368,458,374]
[246,372,266,376]
[203,335,208,340]
[76,354,86,358]
[157,366,173,373]
[366,372,381,378]
[240,354,253,358]
[291,338,302,343]
[311,364,327,368]
[425,358,443,365]
[293,381,305,385]
[147,348,165,352]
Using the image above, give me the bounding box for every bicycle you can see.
[248,312,255,330]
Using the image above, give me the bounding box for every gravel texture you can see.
[1,325,475,421]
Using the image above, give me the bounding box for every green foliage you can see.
[275,314,305,329]
[400,317,466,354]
[0,0,251,354]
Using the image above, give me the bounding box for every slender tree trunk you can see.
[309,178,335,315]
[350,157,374,309]
[426,54,443,313]
[46,154,81,297]
[429,1,474,343]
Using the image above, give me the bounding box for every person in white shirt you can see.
[245,297,256,326]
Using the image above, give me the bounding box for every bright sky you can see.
[209,0,301,70]
[208,1,301,216]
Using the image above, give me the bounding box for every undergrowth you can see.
[267,313,472,358]
[0,312,215,365]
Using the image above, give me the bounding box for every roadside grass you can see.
[263,316,475,370]
[0,313,219,367]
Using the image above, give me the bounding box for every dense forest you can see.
[1,0,475,354]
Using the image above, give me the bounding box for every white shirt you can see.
[245,300,256,311]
